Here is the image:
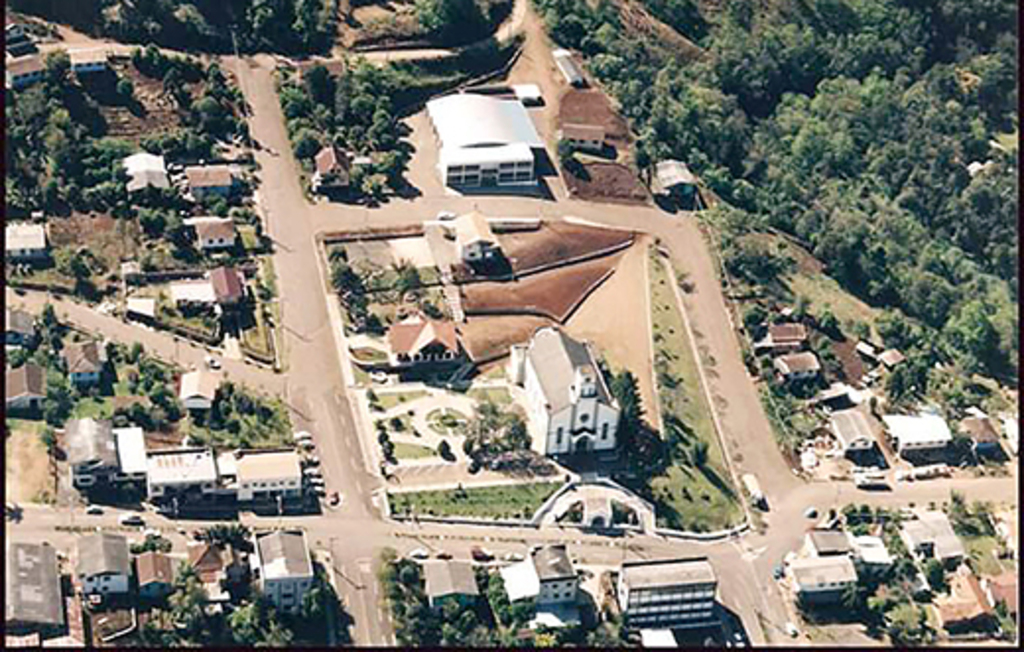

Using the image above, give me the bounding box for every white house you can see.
[232,449,303,503]
[178,370,220,411]
[848,535,893,577]
[145,448,220,503]
[113,427,147,484]
[169,279,218,306]
[900,511,965,564]
[65,418,119,489]
[251,530,314,614]
[774,351,821,381]
[789,556,857,604]
[451,210,500,262]
[552,49,584,87]
[559,123,605,152]
[5,55,44,90]
[69,49,110,75]
[5,222,48,261]
[882,413,952,456]
[829,409,876,455]
[422,560,479,610]
[122,152,170,193]
[426,94,543,188]
[617,557,718,630]
[186,217,237,251]
[76,533,130,596]
[509,327,619,458]
[500,544,578,606]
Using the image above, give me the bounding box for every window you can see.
[556,427,563,445]
[602,423,609,440]
[580,413,589,423]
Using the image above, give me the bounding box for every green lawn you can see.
[7,418,46,435]
[467,387,513,406]
[995,128,1018,152]
[375,390,428,411]
[784,270,882,340]
[239,225,260,252]
[964,535,1009,576]
[389,481,563,520]
[393,442,437,460]
[71,397,114,420]
[241,305,274,361]
[350,346,388,364]
[648,248,742,532]
[425,407,468,435]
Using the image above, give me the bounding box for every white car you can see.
[310,485,326,496]
[205,355,221,370]
[303,467,322,477]
[502,552,524,562]
[436,211,457,221]
[307,476,325,486]
[119,514,145,527]
[785,623,800,638]
[143,528,161,539]
[293,431,314,443]
[304,456,320,467]
[85,505,104,515]
[409,548,430,560]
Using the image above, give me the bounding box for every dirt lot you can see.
[832,338,865,382]
[48,212,140,275]
[6,427,54,504]
[559,88,631,148]
[564,161,650,204]
[462,250,625,321]
[498,220,635,275]
[566,236,658,428]
[337,1,425,50]
[460,314,554,362]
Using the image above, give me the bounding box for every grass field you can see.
[647,248,742,531]
[784,270,882,340]
[72,396,114,420]
[388,481,563,520]
[425,407,468,435]
[393,442,437,460]
[964,535,1010,577]
[374,390,428,411]
[466,387,513,406]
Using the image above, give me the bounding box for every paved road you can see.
[5,289,285,397]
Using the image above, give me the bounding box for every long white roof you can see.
[499,559,540,602]
[427,94,543,151]
[170,280,217,304]
[114,427,147,475]
[6,222,46,251]
[439,142,534,168]
[123,152,169,192]
[882,413,952,445]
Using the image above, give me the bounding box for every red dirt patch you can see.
[559,88,631,148]
[460,315,554,362]
[462,250,625,322]
[47,212,140,272]
[832,338,864,382]
[498,221,635,275]
[564,162,650,204]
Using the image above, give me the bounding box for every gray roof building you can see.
[5,307,35,337]
[254,530,313,581]
[790,556,857,591]
[806,529,852,557]
[6,363,46,400]
[526,328,613,413]
[655,160,696,192]
[619,557,717,591]
[5,542,65,633]
[64,418,117,468]
[76,533,130,579]
[422,560,479,600]
[532,544,575,582]
[900,511,966,562]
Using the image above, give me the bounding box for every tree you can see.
[293,128,321,159]
[43,380,74,426]
[437,439,454,461]
[923,559,946,592]
[886,602,930,647]
[116,77,135,101]
[40,427,57,456]
[691,439,709,469]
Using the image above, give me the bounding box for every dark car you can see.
[470,546,493,562]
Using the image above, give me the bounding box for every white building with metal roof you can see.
[426,93,543,188]
[617,557,718,630]
[113,426,147,482]
[122,152,170,193]
[145,447,220,501]
[882,413,952,455]
[5,222,48,261]
[251,530,314,614]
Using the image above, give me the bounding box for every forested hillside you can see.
[532,0,1018,381]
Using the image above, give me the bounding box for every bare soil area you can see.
[498,220,635,275]
[564,162,650,204]
[48,212,141,274]
[5,428,54,504]
[566,236,658,427]
[559,88,631,147]
[462,250,625,322]
[832,338,865,383]
[460,314,553,362]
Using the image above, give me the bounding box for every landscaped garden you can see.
[388,481,563,520]
[425,407,467,436]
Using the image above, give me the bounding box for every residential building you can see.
[803,530,852,558]
[232,449,303,502]
[982,572,1017,617]
[6,307,36,346]
[5,55,44,89]
[122,152,170,193]
[878,349,905,369]
[500,544,578,606]
[451,210,500,262]
[900,511,965,564]
[76,533,130,596]
[509,327,620,458]
[754,322,808,355]
[6,222,48,261]
[426,94,542,188]
[209,266,245,307]
[62,340,104,386]
[789,556,858,604]
[125,297,157,323]
[386,314,462,368]
[6,21,35,56]
[654,160,697,201]
[617,557,718,630]
[188,541,248,599]
[935,565,995,633]
[829,409,876,455]
[187,217,237,251]
[185,165,237,200]
[5,542,65,636]
[251,530,314,614]
[312,145,351,192]
[69,49,109,75]
[993,508,1017,559]
[959,416,1002,457]
[558,123,605,152]
[422,560,479,610]
[848,535,893,577]
[136,551,175,600]
[883,413,952,456]
[5,363,46,412]
[773,351,820,382]
[145,448,220,503]
[552,49,584,87]
[178,370,220,411]
[169,279,218,306]
[65,418,118,489]
[113,427,147,483]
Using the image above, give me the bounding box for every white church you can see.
[509,327,620,458]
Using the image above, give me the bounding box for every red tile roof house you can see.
[136,551,175,600]
[62,340,106,386]
[982,572,1017,617]
[754,322,809,355]
[184,165,237,201]
[189,217,237,252]
[386,314,462,369]
[5,363,46,413]
[935,565,996,634]
[312,145,351,192]
[209,266,246,307]
[773,351,821,382]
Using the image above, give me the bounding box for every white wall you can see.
[81,572,129,595]
[261,576,312,613]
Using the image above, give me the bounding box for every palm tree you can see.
[692,440,709,469]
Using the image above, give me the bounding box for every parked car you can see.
[435,551,452,560]
[302,456,320,467]
[436,211,457,221]
[471,546,494,562]
[293,430,314,443]
[328,492,341,507]
[119,514,145,527]
[86,505,104,515]
[307,476,325,486]
[785,623,800,638]
[409,548,430,560]
[803,507,818,519]
[303,467,323,477]
[205,356,221,370]
[143,528,161,539]
[310,485,326,496]
[502,552,524,562]
[772,564,784,580]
